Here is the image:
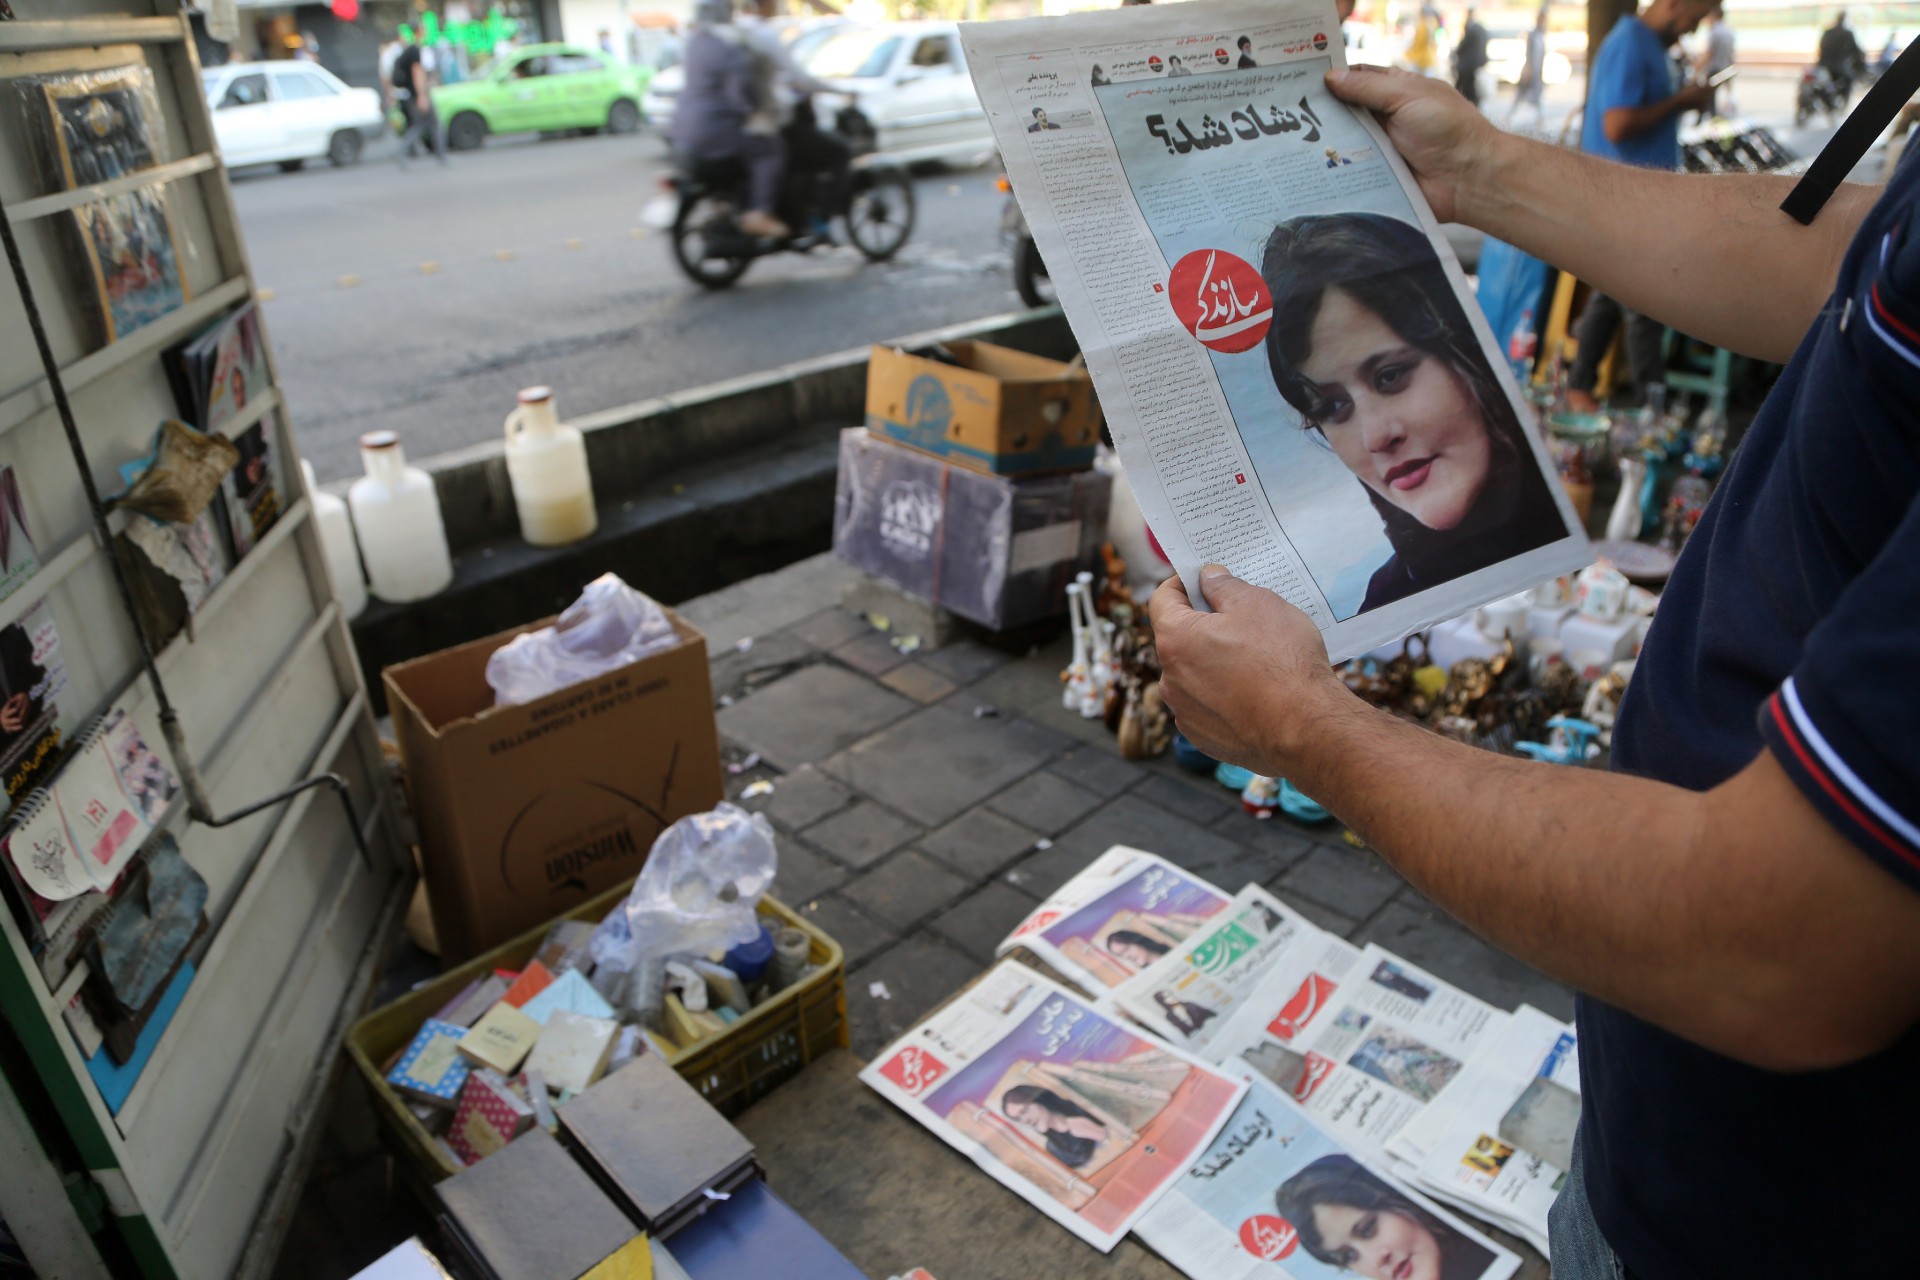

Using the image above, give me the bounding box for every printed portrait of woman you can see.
[1106,928,1172,970]
[1261,212,1566,613]
[1275,1155,1496,1280]
[1002,1084,1109,1168]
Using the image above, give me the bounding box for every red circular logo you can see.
[1240,1215,1300,1260]
[1168,249,1273,354]
[1215,47,1230,65]
[1148,55,1164,72]
[1313,31,1329,50]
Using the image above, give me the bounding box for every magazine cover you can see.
[962,0,1589,662]
[168,305,282,558]
[38,65,163,189]
[861,961,1247,1251]
[0,466,41,606]
[1208,943,1503,1162]
[0,602,70,806]
[1113,885,1332,1054]
[999,846,1232,993]
[73,186,189,343]
[1134,1072,1519,1280]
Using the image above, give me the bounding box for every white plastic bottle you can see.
[504,386,597,546]
[347,431,454,603]
[302,460,367,620]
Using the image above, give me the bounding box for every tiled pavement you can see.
[702,555,1575,1064]
[276,552,1570,1279]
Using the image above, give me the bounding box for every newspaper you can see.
[1112,885,1331,1055]
[860,960,1248,1251]
[999,846,1233,995]
[1385,1006,1579,1255]
[1135,1071,1519,1280]
[961,1,1589,662]
[1208,943,1506,1162]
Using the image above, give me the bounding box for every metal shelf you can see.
[0,17,184,53]
[8,155,222,226]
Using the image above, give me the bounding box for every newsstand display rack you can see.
[0,4,408,1277]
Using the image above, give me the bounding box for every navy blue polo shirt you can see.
[1587,159,1920,1272]
[1581,16,1682,170]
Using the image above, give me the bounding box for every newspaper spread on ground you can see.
[1112,885,1331,1055]
[960,1,1589,662]
[1000,846,1233,994]
[1383,1005,1579,1255]
[1135,1071,1520,1280]
[860,960,1248,1251]
[1208,942,1506,1162]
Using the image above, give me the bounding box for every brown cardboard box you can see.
[384,610,723,962]
[865,340,1101,477]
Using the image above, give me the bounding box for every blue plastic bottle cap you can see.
[725,923,776,985]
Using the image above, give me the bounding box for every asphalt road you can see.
[239,72,1832,482]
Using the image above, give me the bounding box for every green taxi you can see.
[432,44,653,150]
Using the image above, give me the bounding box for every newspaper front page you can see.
[1134,1072,1520,1280]
[961,1,1590,661]
[999,846,1233,994]
[860,961,1248,1251]
[1208,942,1506,1162]
[1112,885,1331,1055]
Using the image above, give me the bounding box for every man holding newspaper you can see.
[1151,61,1920,1280]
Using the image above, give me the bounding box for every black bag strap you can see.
[1782,41,1920,224]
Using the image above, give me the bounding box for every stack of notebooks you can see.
[434,1128,648,1280]
[558,1054,761,1241]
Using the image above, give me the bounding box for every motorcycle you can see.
[996,170,1052,308]
[1795,64,1850,127]
[665,101,915,290]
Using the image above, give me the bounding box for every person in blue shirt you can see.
[1149,59,1920,1280]
[1564,0,1716,412]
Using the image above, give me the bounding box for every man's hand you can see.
[1148,565,1345,774]
[1323,65,1499,223]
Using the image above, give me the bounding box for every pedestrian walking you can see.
[392,29,447,168]
[1507,4,1549,126]
[1454,7,1490,106]
[1697,5,1736,118]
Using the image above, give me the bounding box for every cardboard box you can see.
[832,429,1111,632]
[865,340,1101,476]
[385,610,724,962]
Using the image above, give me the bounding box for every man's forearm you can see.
[1457,132,1875,363]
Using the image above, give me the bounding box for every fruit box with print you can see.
[865,340,1103,476]
[383,608,724,962]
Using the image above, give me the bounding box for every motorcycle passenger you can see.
[739,0,854,237]
[670,0,791,240]
[1817,9,1866,98]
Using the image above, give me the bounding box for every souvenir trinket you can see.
[1241,775,1281,818]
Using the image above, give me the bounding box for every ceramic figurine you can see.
[1095,542,1133,620]
[1582,660,1636,744]
[1574,562,1630,621]
[1241,774,1281,819]
[1515,716,1603,765]
[1606,454,1647,542]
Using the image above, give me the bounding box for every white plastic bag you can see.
[485,572,679,706]
[588,804,778,975]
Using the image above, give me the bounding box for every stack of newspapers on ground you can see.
[862,847,1579,1276]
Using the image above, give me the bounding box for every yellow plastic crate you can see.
[345,887,847,1183]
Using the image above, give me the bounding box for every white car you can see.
[202,62,385,172]
[1483,32,1574,87]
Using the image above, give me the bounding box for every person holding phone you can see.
[1697,5,1737,118]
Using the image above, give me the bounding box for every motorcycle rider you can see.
[1817,9,1866,99]
[739,0,854,239]
[670,0,791,240]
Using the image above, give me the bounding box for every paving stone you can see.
[842,851,975,931]
[770,837,853,905]
[822,705,1073,827]
[917,639,1012,686]
[920,807,1042,879]
[833,631,912,677]
[1132,772,1238,824]
[846,932,981,1060]
[1048,744,1147,798]
[707,630,819,703]
[1265,885,1362,939]
[802,801,923,869]
[973,653,1118,749]
[679,552,863,653]
[1006,793,1250,899]
[717,663,915,770]
[750,764,853,832]
[929,881,1042,964]
[987,771,1105,836]
[1212,810,1320,871]
[1357,899,1575,1021]
[796,895,897,969]
[1277,844,1408,922]
[879,662,959,705]
[788,606,870,651]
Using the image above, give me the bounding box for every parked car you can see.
[642,18,848,136]
[432,44,652,151]
[202,61,383,171]
[1483,30,1574,87]
[806,22,994,167]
